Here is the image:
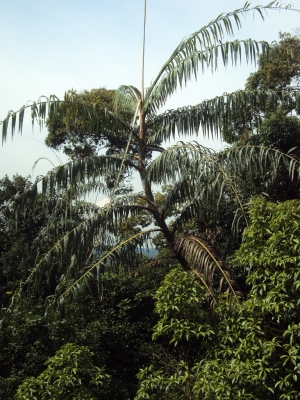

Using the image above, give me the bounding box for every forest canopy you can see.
[0,2,300,398]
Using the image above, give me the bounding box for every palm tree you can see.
[1,1,300,308]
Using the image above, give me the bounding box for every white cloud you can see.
[96,197,110,208]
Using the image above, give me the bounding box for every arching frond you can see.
[28,154,134,206]
[149,143,247,232]
[147,89,300,143]
[1,93,133,144]
[217,144,300,183]
[174,234,240,299]
[114,85,141,116]
[160,175,196,214]
[149,142,300,234]
[146,39,270,112]
[148,142,217,184]
[146,1,295,111]
[54,228,161,306]
[18,203,152,297]
[191,141,300,184]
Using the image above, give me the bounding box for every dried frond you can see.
[174,234,241,299]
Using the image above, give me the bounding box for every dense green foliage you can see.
[136,198,300,399]
[1,2,300,399]
[0,175,40,303]
[0,174,89,305]
[45,88,116,159]
[0,252,171,398]
[246,32,300,92]
[223,32,300,145]
[14,343,109,399]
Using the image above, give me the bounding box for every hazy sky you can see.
[0,0,299,195]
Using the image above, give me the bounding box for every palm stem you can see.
[141,0,146,104]
[137,0,190,270]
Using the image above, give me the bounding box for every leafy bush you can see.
[14,343,109,400]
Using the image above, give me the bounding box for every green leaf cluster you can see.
[45,88,116,159]
[223,31,300,145]
[137,198,300,399]
[153,268,212,344]
[14,343,109,400]
[0,258,171,399]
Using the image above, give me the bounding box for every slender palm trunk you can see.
[138,0,189,270]
[138,109,190,270]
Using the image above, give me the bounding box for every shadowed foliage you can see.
[1,1,300,318]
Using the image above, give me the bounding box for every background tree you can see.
[0,175,58,304]
[1,0,300,350]
[45,88,116,159]
[247,31,300,92]
[45,87,135,194]
[223,31,300,144]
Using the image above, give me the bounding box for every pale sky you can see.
[1,0,299,197]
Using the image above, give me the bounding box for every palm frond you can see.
[148,143,245,218]
[114,85,141,116]
[158,159,248,236]
[145,1,295,111]
[147,89,300,143]
[1,93,133,144]
[149,142,300,234]
[18,202,152,296]
[56,228,160,305]
[217,144,300,183]
[168,143,300,237]
[147,142,218,184]
[146,39,270,112]
[36,154,132,201]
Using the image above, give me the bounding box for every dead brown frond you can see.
[174,234,242,302]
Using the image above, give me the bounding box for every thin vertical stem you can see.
[105,100,140,216]
[141,0,146,104]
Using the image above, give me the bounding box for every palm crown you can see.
[1,1,300,310]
